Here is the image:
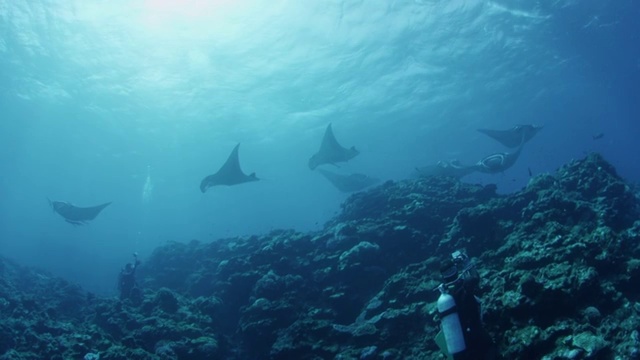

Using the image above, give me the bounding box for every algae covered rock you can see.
[1,153,639,359]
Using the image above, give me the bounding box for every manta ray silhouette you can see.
[477,124,543,148]
[413,159,476,179]
[48,199,111,226]
[308,123,359,170]
[317,168,379,193]
[473,133,527,174]
[200,143,259,193]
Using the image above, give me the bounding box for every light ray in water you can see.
[142,165,154,203]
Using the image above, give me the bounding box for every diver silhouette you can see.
[118,253,142,302]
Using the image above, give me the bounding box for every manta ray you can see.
[413,159,476,179]
[200,143,259,193]
[308,123,359,170]
[317,168,379,193]
[473,134,526,174]
[477,124,543,148]
[48,199,111,226]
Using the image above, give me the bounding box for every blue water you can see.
[1,0,638,294]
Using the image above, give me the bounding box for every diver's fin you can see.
[434,331,453,360]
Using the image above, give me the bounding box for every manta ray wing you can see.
[318,123,344,154]
[477,125,542,148]
[475,132,527,173]
[414,160,476,179]
[318,168,378,193]
[50,200,111,224]
[215,143,245,182]
[200,143,259,192]
[477,128,519,148]
[309,123,359,170]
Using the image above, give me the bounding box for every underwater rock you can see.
[153,288,179,314]
[252,270,304,300]
[582,306,602,326]
[571,331,608,357]
[338,241,380,271]
[1,153,639,359]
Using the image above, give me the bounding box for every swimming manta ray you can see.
[473,134,526,174]
[477,124,543,148]
[308,123,359,170]
[48,199,111,226]
[200,143,259,193]
[317,168,379,193]
[413,159,476,179]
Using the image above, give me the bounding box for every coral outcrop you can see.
[1,153,639,359]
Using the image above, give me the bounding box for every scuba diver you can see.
[434,250,499,360]
[118,253,142,302]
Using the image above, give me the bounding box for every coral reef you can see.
[1,153,639,359]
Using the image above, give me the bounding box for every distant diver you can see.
[200,143,259,193]
[309,123,359,170]
[317,168,379,193]
[477,124,543,148]
[592,132,604,140]
[118,252,142,302]
[48,199,111,226]
[414,159,476,179]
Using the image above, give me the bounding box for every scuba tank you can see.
[437,285,466,356]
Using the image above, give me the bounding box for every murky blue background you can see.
[1,0,638,294]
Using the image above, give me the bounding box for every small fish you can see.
[528,167,532,177]
[592,133,604,140]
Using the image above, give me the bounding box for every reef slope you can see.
[1,153,639,359]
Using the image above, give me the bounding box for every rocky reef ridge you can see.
[1,153,639,359]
